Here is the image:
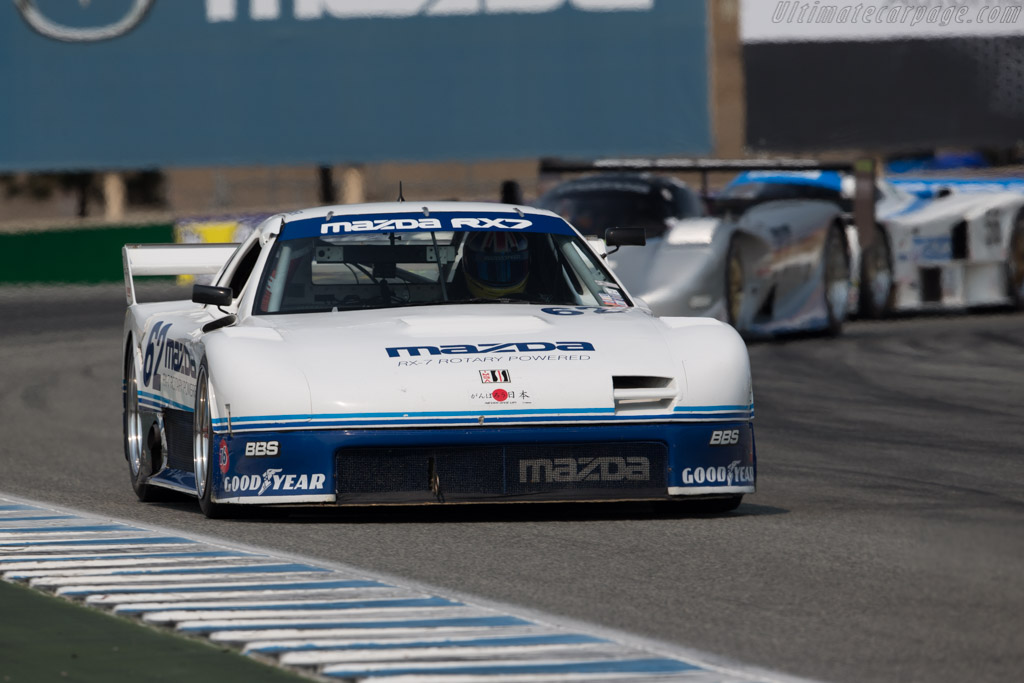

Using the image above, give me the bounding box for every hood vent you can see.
[612,376,678,413]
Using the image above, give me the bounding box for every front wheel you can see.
[1007,212,1024,309]
[193,361,227,518]
[822,223,851,336]
[858,226,893,318]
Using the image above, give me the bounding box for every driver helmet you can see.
[462,232,530,298]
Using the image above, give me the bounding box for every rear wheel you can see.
[125,351,166,502]
[194,361,227,518]
[822,223,851,335]
[1007,212,1024,309]
[858,226,893,318]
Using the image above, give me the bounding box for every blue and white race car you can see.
[122,202,756,517]
[726,171,1024,315]
[877,177,1024,313]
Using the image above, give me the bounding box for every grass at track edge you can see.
[0,579,311,683]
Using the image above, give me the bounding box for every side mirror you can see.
[936,186,953,198]
[192,284,233,307]
[605,228,646,248]
[202,314,237,333]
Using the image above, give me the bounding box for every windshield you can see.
[714,180,848,215]
[538,186,679,238]
[876,178,912,202]
[254,229,630,314]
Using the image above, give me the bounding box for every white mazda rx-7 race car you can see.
[122,202,756,517]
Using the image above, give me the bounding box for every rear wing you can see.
[539,157,879,249]
[122,243,240,305]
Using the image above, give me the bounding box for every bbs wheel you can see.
[193,361,227,518]
[822,223,851,336]
[124,348,167,502]
[1007,211,1024,309]
[858,226,893,318]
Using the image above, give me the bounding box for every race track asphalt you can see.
[1,283,1022,683]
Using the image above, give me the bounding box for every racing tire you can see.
[857,226,894,319]
[1007,211,1024,309]
[822,223,851,336]
[725,237,744,330]
[125,348,168,502]
[194,360,228,519]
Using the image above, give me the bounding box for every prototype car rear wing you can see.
[122,243,239,305]
[539,157,879,248]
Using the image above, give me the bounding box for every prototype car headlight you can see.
[688,294,714,309]
[665,218,718,246]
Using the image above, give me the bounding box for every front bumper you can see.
[208,422,756,505]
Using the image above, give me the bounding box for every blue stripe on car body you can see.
[210,404,755,433]
[212,403,753,425]
[138,391,193,412]
[881,195,931,219]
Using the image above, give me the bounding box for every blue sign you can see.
[2,1,710,171]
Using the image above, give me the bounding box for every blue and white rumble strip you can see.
[0,496,808,682]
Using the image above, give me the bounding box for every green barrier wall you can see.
[0,224,173,284]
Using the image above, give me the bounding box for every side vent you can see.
[920,267,942,302]
[163,409,194,471]
[951,221,968,260]
[612,376,677,413]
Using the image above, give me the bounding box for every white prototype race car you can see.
[122,202,756,517]
[537,160,863,338]
[871,179,1024,312]
[740,173,1024,316]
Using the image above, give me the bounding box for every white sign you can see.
[741,0,1024,42]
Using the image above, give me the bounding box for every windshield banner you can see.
[280,212,576,241]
